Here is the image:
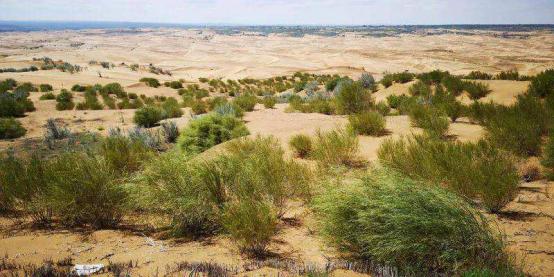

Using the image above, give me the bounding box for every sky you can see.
[0,0,553,25]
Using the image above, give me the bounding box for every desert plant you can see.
[443,99,465,122]
[46,152,127,228]
[161,98,183,118]
[358,73,376,90]
[312,128,359,167]
[335,81,372,115]
[161,121,180,143]
[165,81,183,89]
[178,113,249,154]
[528,68,554,98]
[134,106,164,128]
[101,83,127,98]
[233,93,257,112]
[44,118,71,140]
[378,135,519,212]
[191,100,207,115]
[314,169,515,275]
[386,94,410,109]
[213,102,244,118]
[139,77,160,88]
[223,199,278,256]
[55,89,74,111]
[98,135,153,174]
[409,105,450,138]
[464,81,491,100]
[348,111,386,136]
[0,90,35,117]
[408,81,432,98]
[39,84,53,92]
[263,96,276,109]
[39,92,56,100]
[0,118,26,139]
[465,71,493,80]
[374,101,390,116]
[289,134,313,158]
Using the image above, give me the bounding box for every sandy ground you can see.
[1,29,554,276]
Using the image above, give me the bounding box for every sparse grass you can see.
[312,128,359,167]
[378,135,519,212]
[314,169,517,275]
[0,117,26,139]
[289,134,313,158]
[348,111,386,136]
[178,113,249,154]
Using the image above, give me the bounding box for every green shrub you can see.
[528,68,554,98]
[39,92,56,100]
[98,135,153,174]
[213,102,244,118]
[139,77,161,88]
[409,105,450,138]
[233,93,257,112]
[485,94,546,156]
[408,81,432,97]
[206,96,228,111]
[358,73,376,90]
[335,81,372,115]
[71,84,87,92]
[0,90,35,117]
[386,94,409,109]
[101,83,127,98]
[0,118,26,139]
[263,96,276,109]
[289,134,313,158]
[464,81,491,100]
[55,89,74,111]
[442,75,464,95]
[418,70,450,85]
[161,98,183,118]
[46,152,126,228]
[467,101,500,125]
[134,106,164,128]
[223,199,277,256]
[378,135,519,212]
[312,128,359,167]
[165,81,183,89]
[178,113,249,154]
[348,111,386,136]
[542,133,554,180]
[375,101,390,116]
[191,100,207,115]
[494,70,521,81]
[39,84,53,92]
[443,99,465,122]
[465,71,493,80]
[314,169,514,275]
[161,121,180,143]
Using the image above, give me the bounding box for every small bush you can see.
[39,84,53,92]
[101,83,127,98]
[358,73,376,90]
[528,68,554,98]
[335,81,372,115]
[39,92,55,100]
[443,99,465,122]
[314,169,514,275]
[375,101,390,116]
[191,100,207,115]
[44,119,71,140]
[464,81,491,100]
[178,113,249,154]
[98,135,152,174]
[409,105,450,138]
[46,152,126,228]
[165,81,183,89]
[233,93,257,112]
[386,94,410,109]
[408,81,432,97]
[161,98,183,118]
[71,84,87,92]
[139,77,160,88]
[223,199,278,256]
[289,134,312,158]
[0,90,35,117]
[263,96,276,109]
[378,135,519,212]
[348,111,386,136]
[134,106,164,128]
[213,102,244,118]
[161,121,180,143]
[0,118,26,139]
[465,71,493,80]
[55,89,74,111]
[312,128,359,167]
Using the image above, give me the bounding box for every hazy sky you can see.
[1,0,553,25]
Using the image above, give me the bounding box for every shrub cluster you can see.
[314,169,515,275]
[0,118,26,139]
[233,93,258,112]
[312,128,359,167]
[378,135,519,212]
[335,81,373,114]
[348,111,386,136]
[55,89,75,111]
[408,105,450,138]
[134,106,164,128]
[178,113,249,154]
[528,69,554,98]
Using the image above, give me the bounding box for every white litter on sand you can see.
[73,264,104,276]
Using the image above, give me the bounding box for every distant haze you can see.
[0,0,553,25]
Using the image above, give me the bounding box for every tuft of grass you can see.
[378,135,519,212]
[0,118,26,139]
[263,96,276,109]
[348,111,386,136]
[289,134,313,158]
[314,169,517,275]
[312,128,359,167]
[178,113,249,154]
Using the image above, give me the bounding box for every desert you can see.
[1,23,554,277]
